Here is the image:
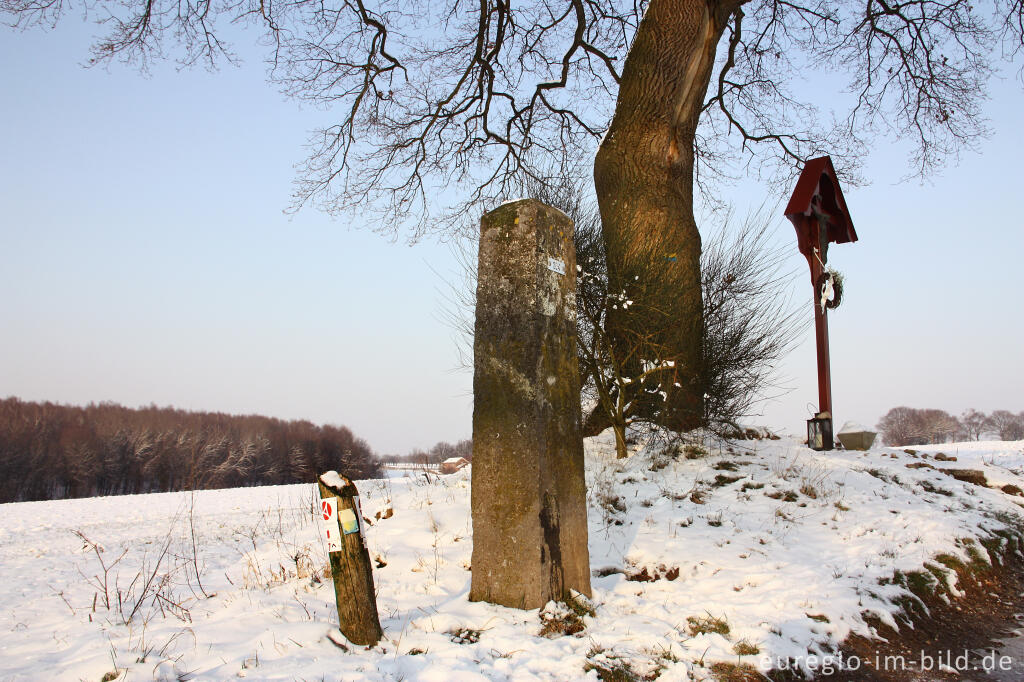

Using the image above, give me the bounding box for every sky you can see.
[2,16,1022,454]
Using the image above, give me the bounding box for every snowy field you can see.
[2,435,1024,681]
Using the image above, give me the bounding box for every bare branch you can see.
[2,0,1019,235]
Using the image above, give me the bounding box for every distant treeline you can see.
[379,439,473,465]
[877,406,1024,446]
[0,398,381,503]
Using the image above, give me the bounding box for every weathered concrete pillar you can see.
[469,199,591,609]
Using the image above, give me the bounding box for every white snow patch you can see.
[838,421,871,434]
[1,438,1022,680]
[320,470,347,489]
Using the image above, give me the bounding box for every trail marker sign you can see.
[339,508,359,535]
[320,497,341,552]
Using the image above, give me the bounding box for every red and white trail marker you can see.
[320,497,341,552]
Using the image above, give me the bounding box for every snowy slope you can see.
[2,436,1023,681]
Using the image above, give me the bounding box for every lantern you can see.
[807,413,834,452]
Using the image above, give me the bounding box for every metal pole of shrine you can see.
[784,157,857,451]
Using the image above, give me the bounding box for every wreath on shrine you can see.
[816,268,844,311]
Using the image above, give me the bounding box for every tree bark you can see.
[594,0,738,431]
[612,419,628,459]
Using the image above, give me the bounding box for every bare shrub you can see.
[528,173,804,447]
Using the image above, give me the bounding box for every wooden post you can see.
[808,227,833,418]
[317,471,382,646]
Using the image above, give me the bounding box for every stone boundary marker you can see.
[469,199,592,609]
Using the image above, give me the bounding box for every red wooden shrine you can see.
[784,156,857,450]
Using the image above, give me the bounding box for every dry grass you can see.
[686,613,730,637]
[710,661,763,681]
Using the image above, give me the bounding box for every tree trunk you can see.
[613,419,628,459]
[594,0,737,431]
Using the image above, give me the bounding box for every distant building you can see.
[440,457,469,474]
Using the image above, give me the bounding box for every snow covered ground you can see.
[2,435,1023,681]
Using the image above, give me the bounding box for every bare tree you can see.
[511,169,677,456]
[577,272,681,458]
[877,406,960,446]
[5,0,1020,427]
[990,410,1024,441]
[914,408,960,444]
[876,406,920,446]
[523,172,803,452]
[960,408,992,441]
[699,208,805,434]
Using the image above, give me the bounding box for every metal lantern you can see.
[807,413,834,452]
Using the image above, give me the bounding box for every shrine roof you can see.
[784,156,858,245]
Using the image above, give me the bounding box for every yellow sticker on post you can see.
[339,507,360,535]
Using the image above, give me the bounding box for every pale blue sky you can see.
[2,19,1022,453]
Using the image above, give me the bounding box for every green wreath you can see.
[816,269,844,310]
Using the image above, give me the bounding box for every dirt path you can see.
[806,545,1024,680]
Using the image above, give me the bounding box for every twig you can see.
[188,491,210,599]
[124,532,174,624]
[49,584,76,615]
